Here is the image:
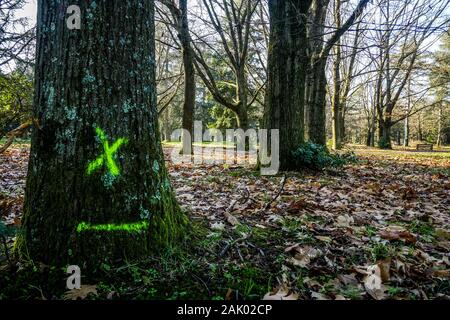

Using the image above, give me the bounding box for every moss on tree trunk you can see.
[20,0,186,267]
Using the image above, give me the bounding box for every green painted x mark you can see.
[87,127,128,177]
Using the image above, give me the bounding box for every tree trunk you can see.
[305,0,329,146]
[235,104,249,131]
[235,66,249,130]
[331,0,342,150]
[418,112,423,141]
[378,116,393,149]
[180,0,195,155]
[437,104,443,148]
[264,0,311,170]
[366,128,372,147]
[306,58,327,145]
[21,0,185,267]
[163,107,171,142]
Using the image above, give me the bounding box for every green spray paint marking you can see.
[76,221,149,233]
[87,127,128,176]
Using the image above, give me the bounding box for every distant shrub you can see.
[290,142,356,171]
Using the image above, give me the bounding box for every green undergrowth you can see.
[0,219,288,300]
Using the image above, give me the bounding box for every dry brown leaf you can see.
[63,285,98,300]
[428,269,450,279]
[263,288,298,300]
[224,212,239,226]
[315,235,332,243]
[379,226,417,244]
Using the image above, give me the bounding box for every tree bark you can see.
[264,0,311,170]
[437,104,443,148]
[305,0,328,145]
[179,0,195,154]
[21,0,185,267]
[403,117,410,147]
[331,0,342,150]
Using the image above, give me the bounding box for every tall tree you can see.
[305,0,370,145]
[21,0,185,266]
[265,0,369,169]
[372,0,447,149]
[430,29,450,147]
[159,0,196,154]
[191,0,262,130]
[330,0,362,150]
[0,0,35,68]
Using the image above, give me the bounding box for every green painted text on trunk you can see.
[87,127,128,177]
[76,221,149,233]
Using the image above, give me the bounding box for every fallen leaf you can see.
[311,292,330,300]
[263,288,298,300]
[285,245,322,268]
[210,222,225,231]
[363,265,387,300]
[224,212,239,226]
[427,269,450,279]
[336,215,354,227]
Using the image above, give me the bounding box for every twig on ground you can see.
[219,233,251,257]
[264,174,287,210]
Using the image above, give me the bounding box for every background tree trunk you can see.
[21,0,185,267]
[305,0,329,145]
[331,0,342,150]
[180,0,195,155]
[404,116,410,147]
[437,104,443,148]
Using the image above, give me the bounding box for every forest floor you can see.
[0,143,449,300]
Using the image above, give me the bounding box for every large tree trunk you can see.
[403,116,410,147]
[235,104,249,131]
[180,0,195,155]
[264,0,312,170]
[235,65,249,130]
[20,0,185,267]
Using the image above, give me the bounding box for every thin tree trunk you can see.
[163,107,171,142]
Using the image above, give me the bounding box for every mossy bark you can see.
[21,0,186,267]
